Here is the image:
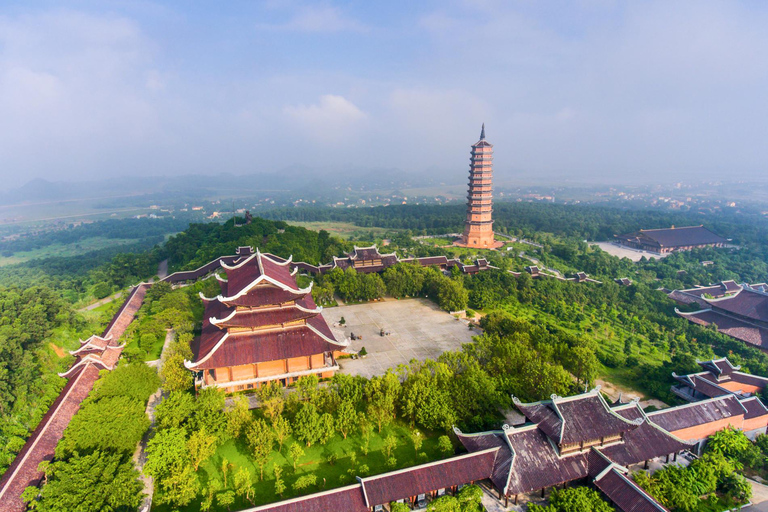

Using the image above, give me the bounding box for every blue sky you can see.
[1,0,767,188]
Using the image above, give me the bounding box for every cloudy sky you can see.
[0,0,767,189]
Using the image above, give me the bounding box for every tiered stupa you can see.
[457,124,503,249]
[185,249,348,392]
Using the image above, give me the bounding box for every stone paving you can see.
[321,298,477,378]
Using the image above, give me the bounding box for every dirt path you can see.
[48,343,66,358]
[595,378,668,409]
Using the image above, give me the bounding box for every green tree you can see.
[29,451,144,512]
[273,415,292,452]
[289,443,305,471]
[411,429,423,454]
[383,434,398,459]
[226,394,253,439]
[707,427,752,460]
[438,435,453,456]
[319,413,335,445]
[293,474,318,491]
[217,490,236,511]
[437,278,468,312]
[144,427,199,507]
[234,466,255,504]
[160,353,192,392]
[187,427,218,472]
[274,464,286,496]
[294,403,322,447]
[336,399,357,439]
[246,419,275,480]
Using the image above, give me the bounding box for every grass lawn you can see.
[285,221,395,241]
[151,420,452,512]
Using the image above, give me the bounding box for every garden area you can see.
[633,428,756,512]
[146,373,460,512]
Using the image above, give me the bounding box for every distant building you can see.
[676,285,768,351]
[456,125,503,249]
[615,225,727,254]
[185,250,348,392]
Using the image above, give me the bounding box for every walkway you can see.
[77,290,123,312]
[0,283,150,512]
[136,329,173,512]
[742,478,768,511]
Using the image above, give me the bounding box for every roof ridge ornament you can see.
[480,123,485,140]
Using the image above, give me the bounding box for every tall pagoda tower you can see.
[459,125,501,248]
[185,249,348,392]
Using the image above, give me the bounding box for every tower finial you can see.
[480,123,485,140]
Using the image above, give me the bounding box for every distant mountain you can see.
[2,166,457,206]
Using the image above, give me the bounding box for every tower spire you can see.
[480,123,485,140]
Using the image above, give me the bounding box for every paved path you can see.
[157,259,168,280]
[137,329,174,511]
[742,479,768,511]
[78,290,123,312]
[146,329,175,368]
[322,298,476,379]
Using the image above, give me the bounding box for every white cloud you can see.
[257,5,367,33]
[283,94,366,144]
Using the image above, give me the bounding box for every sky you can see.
[0,0,767,190]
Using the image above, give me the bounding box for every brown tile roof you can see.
[515,392,635,446]
[677,309,768,349]
[620,226,726,249]
[359,449,498,507]
[189,326,338,370]
[595,467,669,512]
[705,288,768,323]
[452,430,512,493]
[505,426,590,495]
[647,395,745,433]
[599,420,690,467]
[209,297,319,330]
[222,287,307,308]
[673,373,731,399]
[241,484,368,512]
[740,397,768,420]
[350,246,383,260]
[698,357,740,376]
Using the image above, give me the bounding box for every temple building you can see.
[671,357,768,403]
[242,385,768,512]
[615,225,727,254]
[185,250,349,392]
[456,125,503,249]
[455,388,690,507]
[676,284,768,351]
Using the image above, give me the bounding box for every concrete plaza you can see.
[321,298,477,378]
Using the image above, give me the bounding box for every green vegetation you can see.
[528,487,614,512]
[25,363,160,511]
[0,287,99,476]
[634,445,751,511]
[146,374,454,511]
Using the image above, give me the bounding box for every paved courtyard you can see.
[321,298,477,378]
[591,241,670,262]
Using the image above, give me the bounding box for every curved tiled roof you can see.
[705,287,768,323]
[647,395,745,433]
